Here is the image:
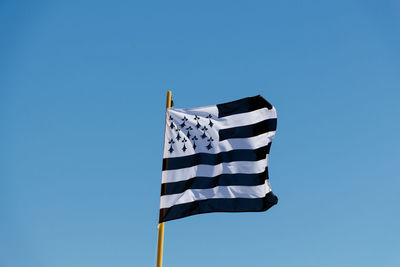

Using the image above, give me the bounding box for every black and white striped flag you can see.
[159,95,278,222]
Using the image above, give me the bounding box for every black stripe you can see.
[162,144,271,171]
[219,118,277,141]
[159,191,278,222]
[161,168,269,196]
[217,95,273,118]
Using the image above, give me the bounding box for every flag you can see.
[159,95,278,222]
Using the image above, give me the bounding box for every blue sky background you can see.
[1,1,399,266]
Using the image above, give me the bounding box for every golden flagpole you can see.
[157,90,172,267]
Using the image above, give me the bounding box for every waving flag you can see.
[159,95,278,222]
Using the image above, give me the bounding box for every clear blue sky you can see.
[1,1,399,266]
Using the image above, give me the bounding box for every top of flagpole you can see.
[166,91,172,109]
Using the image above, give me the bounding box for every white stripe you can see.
[162,158,268,183]
[160,183,272,209]
[218,132,275,150]
[217,107,277,129]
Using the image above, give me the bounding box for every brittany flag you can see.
[159,95,278,222]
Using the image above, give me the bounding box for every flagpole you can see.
[157,90,172,267]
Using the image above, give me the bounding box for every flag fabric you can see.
[159,95,278,222]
